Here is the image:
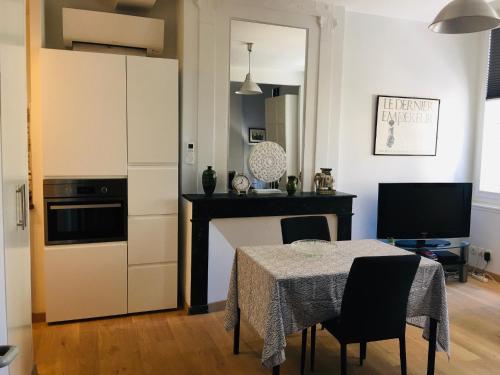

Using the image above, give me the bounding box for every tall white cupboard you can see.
[126,56,178,313]
[40,49,178,320]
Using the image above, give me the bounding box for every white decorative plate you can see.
[248,141,287,183]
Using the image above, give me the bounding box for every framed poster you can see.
[374,95,440,156]
[249,128,266,143]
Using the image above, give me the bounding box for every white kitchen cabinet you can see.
[125,55,179,313]
[44,242,127,322]
[128,263,177,313]
[40,49,127,177]
[128,215,178,265]
[128,166,178,215]
[127,56,178,164]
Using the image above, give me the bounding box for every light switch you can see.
[185,142,195,165]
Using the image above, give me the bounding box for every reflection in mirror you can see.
[228,20,307,191]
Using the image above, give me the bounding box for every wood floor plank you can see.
[33,279,500,374]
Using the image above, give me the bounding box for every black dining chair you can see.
[280,215,331,374]
[281,215,331,244]
[316,255,421,375]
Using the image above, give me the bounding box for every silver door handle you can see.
[0,345,19,368]
[49,203,122,210]
[16,184,27,230]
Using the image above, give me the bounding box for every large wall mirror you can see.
[228,20,307,190]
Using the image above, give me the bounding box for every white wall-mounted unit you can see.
[62,8,164,56]
[114,0,157,9]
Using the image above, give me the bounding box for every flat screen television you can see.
[377,183,473,247]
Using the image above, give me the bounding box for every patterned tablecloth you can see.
[224,239,450,368]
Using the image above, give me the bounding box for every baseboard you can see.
[468,265,500,281]
[187,304,209,315]
[207,300,226,313]
[32,312,46,323]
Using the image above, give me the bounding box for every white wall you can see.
[337,12,481,240]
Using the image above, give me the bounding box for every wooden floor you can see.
[33,278,500,375]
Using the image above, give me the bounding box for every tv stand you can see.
[392,239,469,282]
[395,239,451,248]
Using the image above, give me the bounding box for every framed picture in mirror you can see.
[249,128,266,143]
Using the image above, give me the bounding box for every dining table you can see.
[224,239,450,375]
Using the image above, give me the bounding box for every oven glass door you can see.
[45,199,126,245]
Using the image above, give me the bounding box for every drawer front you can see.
[128,215,178,265]
[128,166,178,215]
[45,242,127,322]
[128,263,177,313]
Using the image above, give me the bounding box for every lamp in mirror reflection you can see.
[236,42,263,95]
[429,0,500,34]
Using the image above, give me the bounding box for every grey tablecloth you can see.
[224,239,450,368]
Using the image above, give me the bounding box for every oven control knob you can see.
[100,186,108,194]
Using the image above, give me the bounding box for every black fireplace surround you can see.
[183,191,357,315]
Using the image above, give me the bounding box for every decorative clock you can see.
[231,173,251,195]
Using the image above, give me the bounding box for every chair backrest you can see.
[280,216,331,244]
[340,255,421,342]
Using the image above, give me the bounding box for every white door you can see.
[44,242,127,323]
[40,49,127,177]
[0,0,34,374]
[127,56,178,164]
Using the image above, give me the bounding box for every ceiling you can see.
[230,20,307,75]
[342,0,500,23]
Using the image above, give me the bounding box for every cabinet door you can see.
[128,263,177,313]
[0,2,33,373]
[127,56,178,164]
[40,49,127,177]
[128,216,178,265]
[128,166,178,215]
[45,242,127,322]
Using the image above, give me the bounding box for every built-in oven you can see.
[44,179,127,245]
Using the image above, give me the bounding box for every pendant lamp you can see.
[429,0,500,34]
[236,42,262,95]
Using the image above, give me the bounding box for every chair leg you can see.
[340,343,347,375]
[311,325,316,371]
[399,336,407,375]
[233,308,240,355]
[300,329,307,375]
[360,342,366,366]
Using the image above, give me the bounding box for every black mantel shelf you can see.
[183,191,357,314]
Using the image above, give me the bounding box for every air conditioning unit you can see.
[114,0,157,9]
[62,8,164,56]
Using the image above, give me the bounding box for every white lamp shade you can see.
[235,73,263,95]
[429,0,500,34]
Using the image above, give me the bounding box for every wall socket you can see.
[470,245,492,264]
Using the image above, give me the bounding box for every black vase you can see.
[202,166,217,197]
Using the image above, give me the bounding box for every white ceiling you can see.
[343,0,500,23]
[230,20,307,74]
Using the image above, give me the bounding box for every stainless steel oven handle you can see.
[49,203,122,210]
